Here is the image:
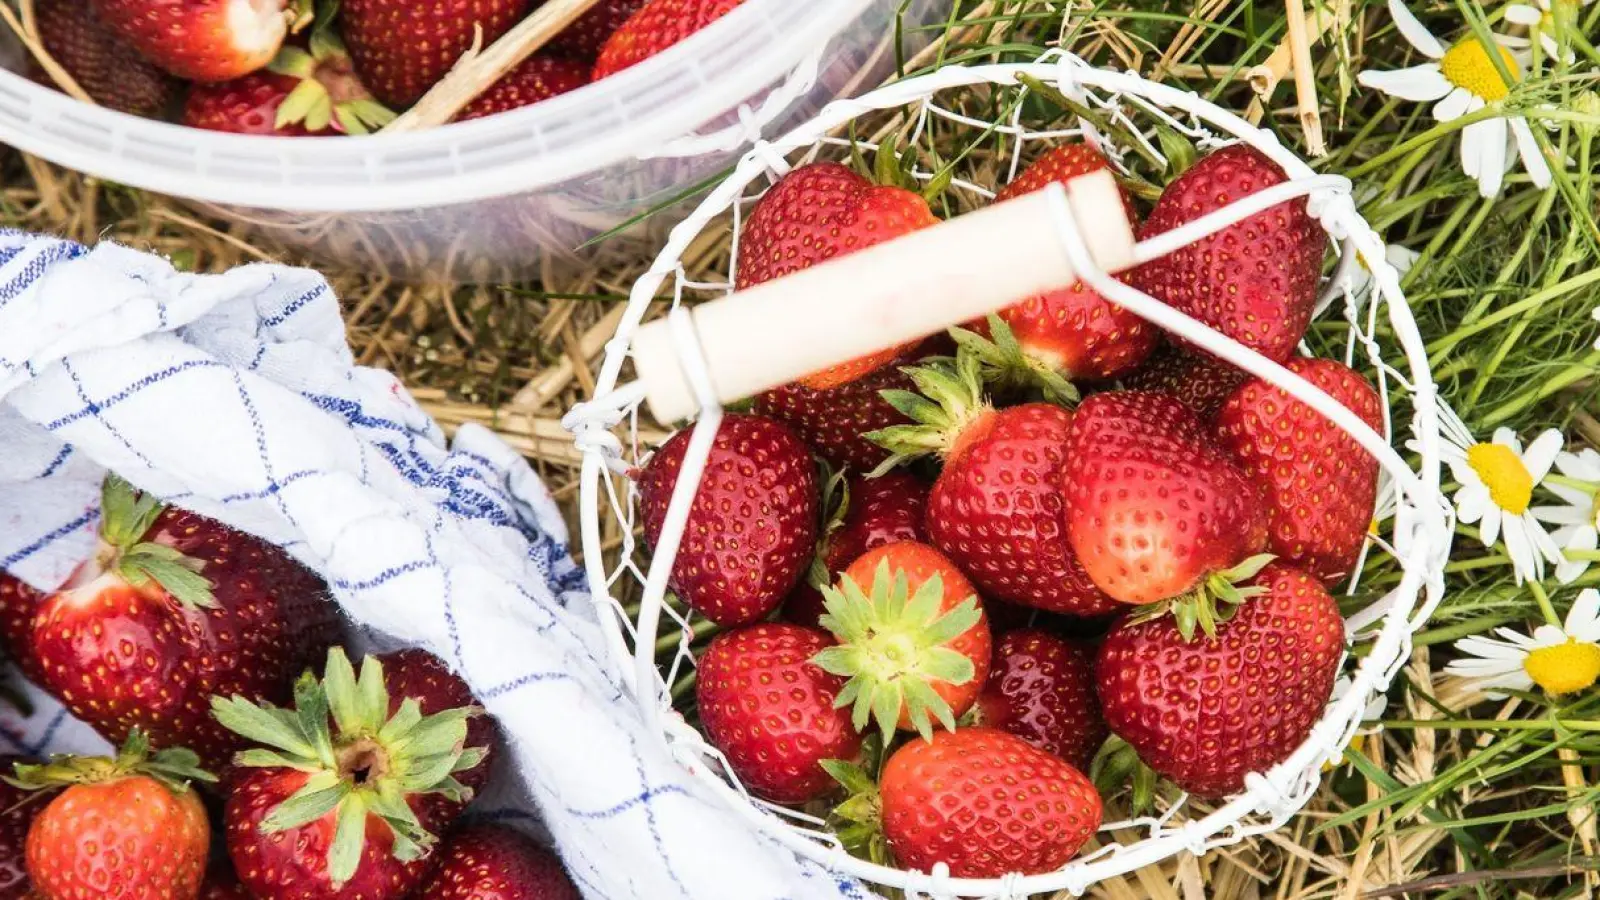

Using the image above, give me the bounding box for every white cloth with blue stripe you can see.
[0,232,864,900]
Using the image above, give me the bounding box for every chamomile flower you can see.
[1533,448,1600,583]
[1324,676,1389,769]
[1357,0,1552,197]
[1432,404,1565,583]
[1445,588,1600,695]
[1505,0,1590,59]
[1349,243,1421,304]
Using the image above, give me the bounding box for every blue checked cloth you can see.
[0,231,865,900]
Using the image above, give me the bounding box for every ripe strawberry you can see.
[1132,144,1326,364]
[91,0,300,82]
[878,727,1101,877]
[592,0,744,79]
[0,575,43,684]
[15,730,214,900]
[1214,358,1384,584]
[29,476,339,772]
[972,629,1107,772]
[637,414,818,627]
[0,756,41,900]
[35,0,179,117]
[215,648,490,899]
[814,542,991,740]
[379,648,496,795]
[455,55,590,121]
[1062,391,1268,607]
[755,365,914,473]
[340,0,534,108]
[547,0,645,59]
[184,41,395,135]
[784,471,928,628]
[735,162,940,391]
[417,826,581,900]
[871,351,1120,617]
[1095,563,1344,797]
[1122,342,1247,419]
[696,623,861,804]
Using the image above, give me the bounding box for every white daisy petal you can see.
[1456,483,1491,523]
[1462,117,1509,196]
[1490,626,1540,648]
[1477,671,1537,696]
[1492,427,1522,452]
[1522,429,1565,481]
[1526,512,1567,564]
[1533,503,1592,526]
[1501,516,1534,581]
[1510,117,1553,189]
[1542,481,1594,506]
[1529,623,1568,647]
[1565,587,1600,642]
[1481,504,1504,549]
[1447,456,1480,487]
[1505,3,1545,24]
[1433,88,1475,122]
[1389,0,1448,57]
[1556,449,1600,481]
[1359,65,1454,101]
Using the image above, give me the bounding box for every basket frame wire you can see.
[569,54,1453,898]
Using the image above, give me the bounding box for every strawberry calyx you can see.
[91,476,216,610]
[848,133,952,204]
[819,735,893,867]
[1127,554,1276,642]
[805,465,851,591]
[812,559,982,743]
[211,648,488,887]
[866,348,996,474]
[1090,736,1158,815]
[266,24,394,135]
[7,728,215,797]
[948,314,1081,407]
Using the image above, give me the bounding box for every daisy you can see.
[1349,243,1422,304]
[1357,0,1552,197]
[1533,448,1600,583]
[1324,675,1390,769]
[1505,0,1589,59]
[1431,403,1565,583]
[1445,588,1600,695]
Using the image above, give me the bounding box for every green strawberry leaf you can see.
[327,793,368,887]
[100,476,165,550]
[261,772,348,833]
[119,543,216,610]
[211,695,319,760]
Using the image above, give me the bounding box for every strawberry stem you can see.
[1130,554,1276,641]
[97,477,217,610]
[7,728,215,796]
[947,315,1081,406]
[866,348,994,474]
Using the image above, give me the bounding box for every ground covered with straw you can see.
[6,1,1600,897]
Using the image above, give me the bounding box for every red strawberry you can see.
[29,477,339,772]
[1122,343,1247,419]
[90,0,299,82]
[784,471,929,628]
[1095,563,1344,797]
[417,825,581,900]
[696,623,861,804]
[340,0,534,108]
[379,648,496,794]
[871,352,1120,617]
[35,0,179,117]
[0,756,41,900]
[547,0,645,59]
[15,731,214,900]
[754,366,914,473]
[1214,358,1384,584]
[1062,391,1267,607]
[455,55,589,121]
[814,542,991,740]
[201,868,254,900]
[0,576,43,684]
[1132,144,1326,364]
[591,0,744,79]
[215,648,490,900]
[637,414,818,627]
[184,42,395,135]
[878,727,1101,877]
[735,162,940,391]
[972,629,1107,772]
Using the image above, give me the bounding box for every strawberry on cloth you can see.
[0,232,869,900]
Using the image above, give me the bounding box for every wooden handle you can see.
[632,170,1136,423]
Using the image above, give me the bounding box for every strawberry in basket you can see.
[91,0,307,83]
[416,825,582,899]
[35,0,180,118]
[593,0,747,80]
[339,0,533,108]
[782,471,928,629]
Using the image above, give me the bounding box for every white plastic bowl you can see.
[0,0,944,282]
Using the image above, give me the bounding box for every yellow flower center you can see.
[1466,442,1534,514]
[1440,39,1520,101]
[1523,639,1600,694]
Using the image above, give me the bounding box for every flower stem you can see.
[1546,475,1600,496]
[1529,580,1562,628]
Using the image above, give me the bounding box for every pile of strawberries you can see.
[0,478,577,899]
[32,0,746,135]
[638,141,1384,878]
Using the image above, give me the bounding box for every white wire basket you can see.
[566,52,1454,898]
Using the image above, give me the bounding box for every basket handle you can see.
[630,170,1135,423]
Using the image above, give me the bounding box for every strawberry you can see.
[455,54,589,121]
[1122,342,1247,419]
[90,0,301,82]
[1131,144,1326,365]
[340,0,533,108]
[35,0,179,117]
[637,414,818,627]
[591,0,744,79]
[871,351,1120,617]
[1214,358,1384,584]
[547,0,645,59]
[29,476,339,772]
[379,648,496,795]
[972,629,1107,772]
[417,825,581,900]
[0,576,43,684]
[0,756,41,900]
[184,39,395,135]
[1062,391,1268,609]
[214,648,490,899]
[696,623,861,804]
[735,162,939,391]
[1095,563,1344,797]
[877,727,1101,877]
[784,471,928,628]
[754,365,914,473]
[201,869,254,900]
[814,542,991,741]
[14,730,214,900]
